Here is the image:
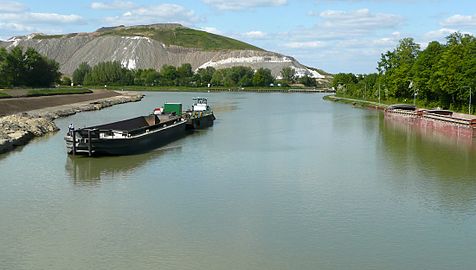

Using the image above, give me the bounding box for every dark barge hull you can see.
[65,115,186,156]
[186,113,216,130]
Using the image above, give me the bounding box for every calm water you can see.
[1,92,476,270]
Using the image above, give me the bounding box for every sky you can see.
[0,0,475,74]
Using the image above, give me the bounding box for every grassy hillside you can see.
[100,25,263,51]
[31,25,262,51]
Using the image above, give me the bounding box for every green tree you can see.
[210,69,225,86]
[159,65,177,85]
[223,66,254,87]
[280,67,296,84]
[298,75,316,87]
[412,41,444,103]
[61,76,72,86]
[196,67,216,86]
[0,48,9,86]
[23,48,61,87]
[134,69,160,86]
[176,63,193,86]
[72,62,91,85]
[252,68,274,86]
[378,37,420,98]
[4,46,26,86]
[83,61,133,85]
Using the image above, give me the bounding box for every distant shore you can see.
[0,91,143,154]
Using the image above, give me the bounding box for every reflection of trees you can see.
[65,146,182,186]
[379,116,476,215]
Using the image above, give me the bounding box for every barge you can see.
[184,98,215,129]
[65,113,186,156]
[384,105,476,138]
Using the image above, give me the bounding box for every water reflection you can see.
[379,115,476,215]
[65,146,182,185]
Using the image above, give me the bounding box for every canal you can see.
[1,92,476,269]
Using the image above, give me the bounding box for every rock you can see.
[0,93,144,155]
[0,139,13,154]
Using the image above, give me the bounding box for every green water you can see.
[1,92,476,270]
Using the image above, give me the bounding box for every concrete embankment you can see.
[0,92,143,154]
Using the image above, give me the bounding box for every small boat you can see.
[386,104,416,111]
[184,97,216,129]
[425,109,453,116]
[65,113,186,156]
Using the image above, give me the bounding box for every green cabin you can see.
[163,103,182,116]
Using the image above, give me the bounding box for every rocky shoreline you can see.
[0,92,144,154]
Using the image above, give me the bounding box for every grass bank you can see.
[1,88,92,98]
[323,95,388,110]
[0,91,11,99]
[26,88,92,97]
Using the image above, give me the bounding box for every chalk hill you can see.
[0,23,331,83]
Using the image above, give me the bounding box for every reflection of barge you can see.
[65,113,186,156]
[385,104,476,137]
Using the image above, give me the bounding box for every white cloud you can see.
[202,0,287,11]
[0,22,34,32]
[0,12,84,24]
[424,28,458,40]
[320,9,402,30]
[200,27,223,35]
[441,14,476,27]
[284,41,324,48]
[91,1,135,10]
[105,4,200,25]
[0,1,27,13]
[0,2,84,38]
[243,30,267,39]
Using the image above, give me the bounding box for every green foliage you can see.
[159,65,178,86]
[83,61,134,86]
[80,61,280,89]
[195,67,216,86]
[61,76,72,86]
[298,75,317,87]
[253,68,275,86]
[378,37,420,98]
[72,62,91,85]
[101,26,262,51]
[176,63,193,86]
[224,66,254,87]
[0,47,60,87]
[0,91,10,98]
[280,67,296,84]
[338,32,476,113]
[134,69,160,86]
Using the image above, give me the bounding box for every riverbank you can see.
[97,85,334,93]
[0,91,143,154]
[323,95,388,110]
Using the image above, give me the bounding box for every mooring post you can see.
[87,129,92,156]
[72,130,76,155]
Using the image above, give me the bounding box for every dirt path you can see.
[0,89,120,116]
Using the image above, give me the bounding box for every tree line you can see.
[0,47,61,87]
[0,45,319,89]
[73,61,318,88]
[332,32,476,111]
